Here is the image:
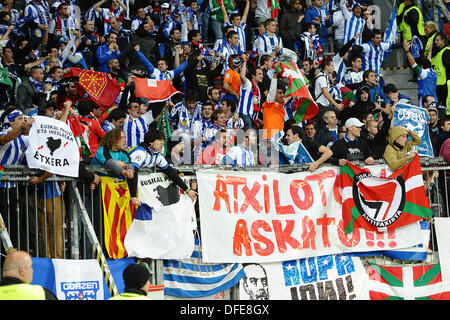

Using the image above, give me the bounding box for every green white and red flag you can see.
[275,62,318,122]
[269,0,280,19]
[367,262,450,300]
[340,86,356,107]
[336,154,432,234]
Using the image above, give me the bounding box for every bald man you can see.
[0,250,57,300]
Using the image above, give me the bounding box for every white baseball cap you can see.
[345,117,365,128]
[161,3,170,9]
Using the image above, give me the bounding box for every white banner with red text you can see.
[197,166,423,263]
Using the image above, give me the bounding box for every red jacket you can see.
[195,142,228,165]
[79,115,106,157]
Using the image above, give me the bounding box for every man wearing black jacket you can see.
[184,50,223,103]
[330,117,375,166]
[364,114,392,160]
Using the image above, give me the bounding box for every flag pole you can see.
[70,183,119,296]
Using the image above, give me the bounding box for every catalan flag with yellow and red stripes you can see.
[101,177,137,259]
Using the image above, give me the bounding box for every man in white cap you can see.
[329,117,374,166]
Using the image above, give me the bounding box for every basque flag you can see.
[337,154,432,234]
[367,263,450,300]
[275,62,319,122]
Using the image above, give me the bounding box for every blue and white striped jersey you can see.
[122,111,154,148]
[226,115,244,129]
[0,131,29,188]
[128,145,169,169]
[221,144,255,166]
[102,120,115,132]
[332,51,347,84]
[237,78,257,117]
[170,101,203,131]
[214,37,228,54]
[224,21,247,53]
[253,32,283,58]
[360,41,391,74]
[99,7,125,34]
[220,43,243,72]
[340,0,365,46]
[190,118,212,160]
[329,85,342,102]
[131,17,145,32]
[344,69,364,86]
[24,0,52,37]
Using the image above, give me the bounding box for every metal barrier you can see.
[0,158,449,298]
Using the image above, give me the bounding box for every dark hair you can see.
[288,125,304,138]
[224,25,235,36]
[0,106,19,124]
[371,29,383,38]
[383,83,398,95]
[77,99,94,117]
[230,13,241,21]
[417,56,431,69]
[222,99,236,112]
[283,118,297,132]
[32,92,47,107]
[260,55,272,65]
[144,128,165,145]
[227,30,238,40]
[321,59,333,70]
[186,90,199,102]
[277,80,286,93]
[48,66,63,75]
[435,31,449,46]
[211,109,226,122]
[351,55,362,62]
[363,69,375,80]
[264,18,276,28]
[170,27,181,37]
[187,29,200,41]
[108,108,127,121]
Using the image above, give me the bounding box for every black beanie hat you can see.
[123,264,150,289]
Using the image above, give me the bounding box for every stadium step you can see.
[381,68,419,106]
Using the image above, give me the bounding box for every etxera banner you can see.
[25,115,80,177]
[197,166,423,263]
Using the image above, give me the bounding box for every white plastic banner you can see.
[197,166,423,263]
[124,196,196,259]
[25,115,80,177]
[53,259,104,300]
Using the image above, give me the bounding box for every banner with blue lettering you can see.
[31,257,134,300]
[393,103,434,157]
[239,254,370,300]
